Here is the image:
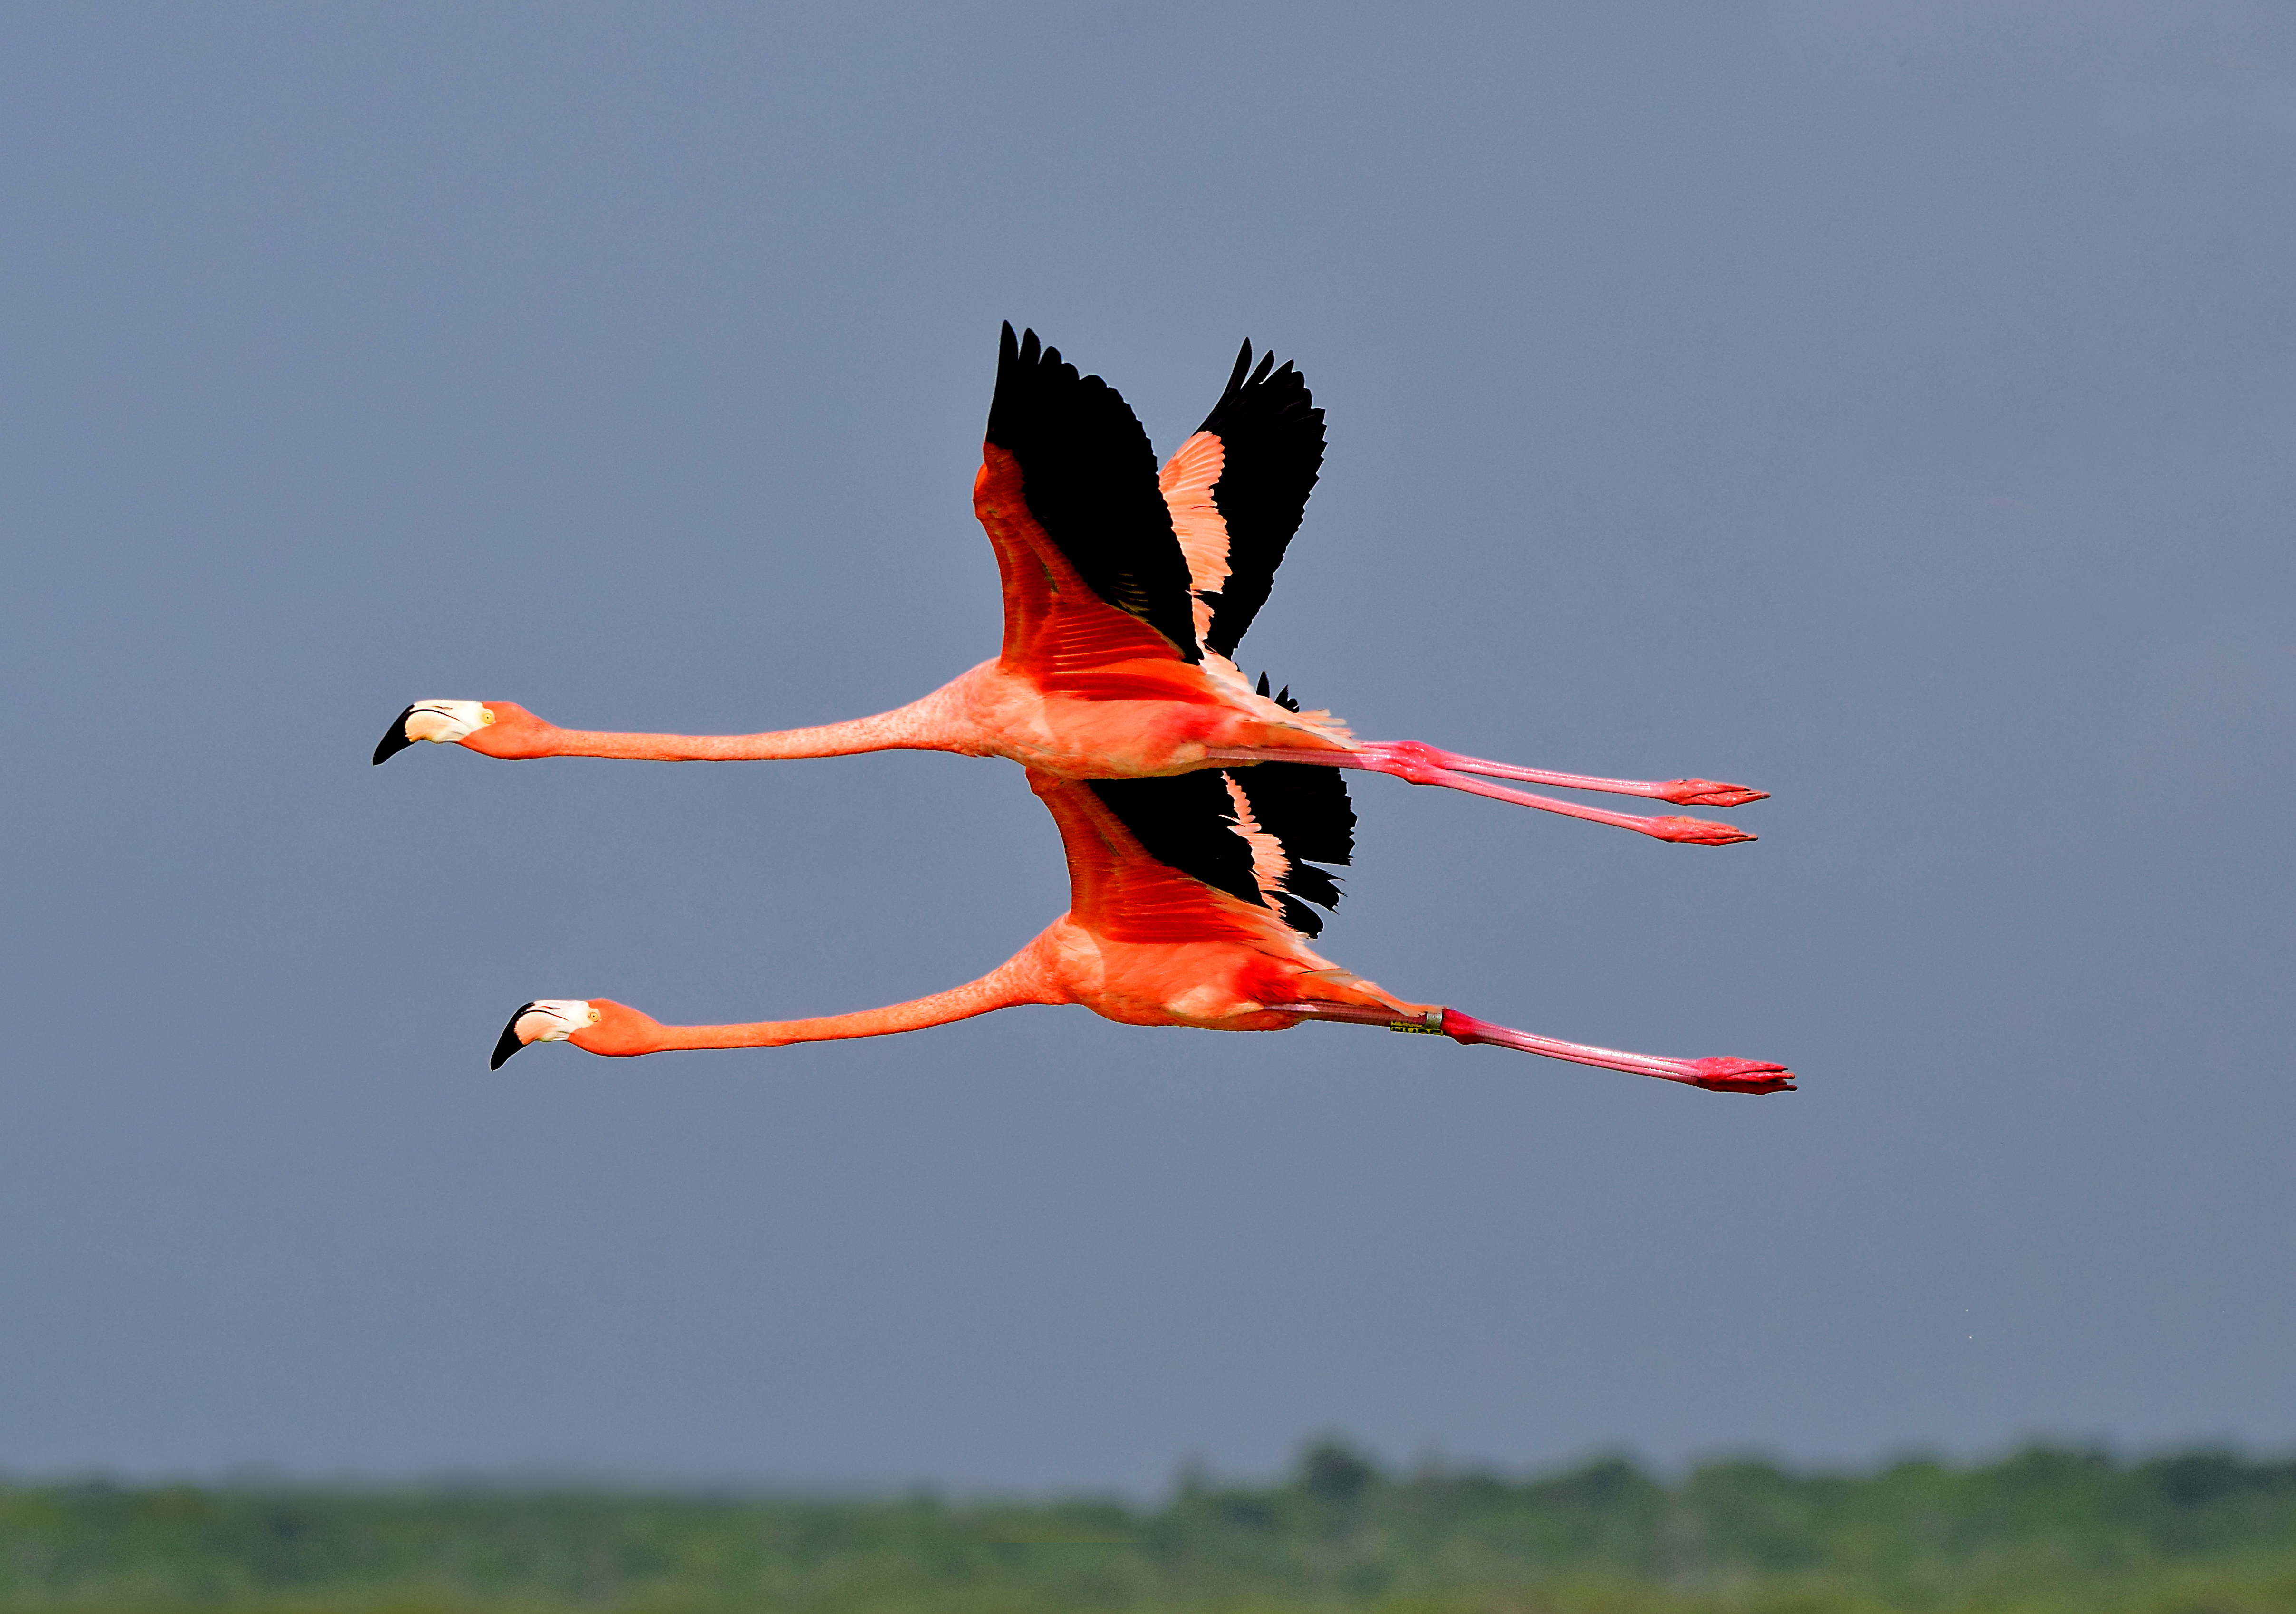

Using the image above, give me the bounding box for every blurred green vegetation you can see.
[5,1441,2296,1614]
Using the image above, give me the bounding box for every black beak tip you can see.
[490,1003,538,1071]
[373,705,419,766]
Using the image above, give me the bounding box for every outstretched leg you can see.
[1265,1001,1794,1093]
[1358,741,1762,806]
[1202,742,1764,846]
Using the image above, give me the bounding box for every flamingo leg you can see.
[1354,742,1765,807]
[1202,745,1759,846]
[1264,1002,1794,1094]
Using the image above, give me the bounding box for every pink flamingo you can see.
[379,326,1765,847]
[491,757,1793,1094]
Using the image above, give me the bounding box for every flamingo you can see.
[377,325,1765,847]
[489,753,1794,1094]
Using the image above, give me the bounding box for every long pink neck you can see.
[648,950,1066,1051]
[537,682,979,762]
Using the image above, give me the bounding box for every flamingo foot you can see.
[1650,779,1769,808]
[1680,1057,1797,1095]
[1645,813,1758,847]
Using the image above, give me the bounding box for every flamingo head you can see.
[489,998,664,1068]
[374,700,494,764]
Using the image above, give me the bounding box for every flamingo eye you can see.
[586,1008,602,1024]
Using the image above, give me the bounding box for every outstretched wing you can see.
[1071,740,1355,941]
[976,325,1203,692]
[1032,764,1351,954]
[1158,340,1326,659]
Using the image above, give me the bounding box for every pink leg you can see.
[1356,742,1765,807]
[1266,1002,1794,1094]
[1203,743,1760,846]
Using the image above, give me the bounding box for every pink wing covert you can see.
[1158,430,1232,646]
[1155,339,1326,662]
[1220,771,1297,913]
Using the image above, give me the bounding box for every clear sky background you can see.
[4,3,2291,1494]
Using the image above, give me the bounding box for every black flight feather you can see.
[985,324,1201,662]
[1087,714,1354,941]
[1254,671,1300,711]
[1226,760,1354,937]
[1087,772,1262,910]
[1192,339,1326,659]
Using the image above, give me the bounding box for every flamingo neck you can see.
[648,946,1069,1051]
[538,678,983,761]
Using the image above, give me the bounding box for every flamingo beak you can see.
[489,999,600,1069]
[373,705,421,765]
[373,700,493,765]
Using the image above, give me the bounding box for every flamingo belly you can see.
[944,659,1353,780]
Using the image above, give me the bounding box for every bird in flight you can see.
[376,325,1765,847]
[489,749,1793,1094]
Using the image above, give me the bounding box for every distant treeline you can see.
[5,1441,2296,1613]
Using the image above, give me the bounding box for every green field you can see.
[6,1442,2294,1614]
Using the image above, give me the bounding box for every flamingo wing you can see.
[1043,741,1354,942]
[1158,341,1326,659]
[976,325,1204,692]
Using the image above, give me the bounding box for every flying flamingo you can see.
[377,325,1765,847]
[489,751,1793,1094]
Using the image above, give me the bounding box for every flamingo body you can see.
[494,761,1792,1095]
[380,326,1765,845]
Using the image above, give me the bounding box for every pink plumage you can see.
[377,325,1767,846]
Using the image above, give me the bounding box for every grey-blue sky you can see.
[2,2,2290,1492]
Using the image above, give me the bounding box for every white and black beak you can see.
[373,704,421,765]
[490,1003,538,1070]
